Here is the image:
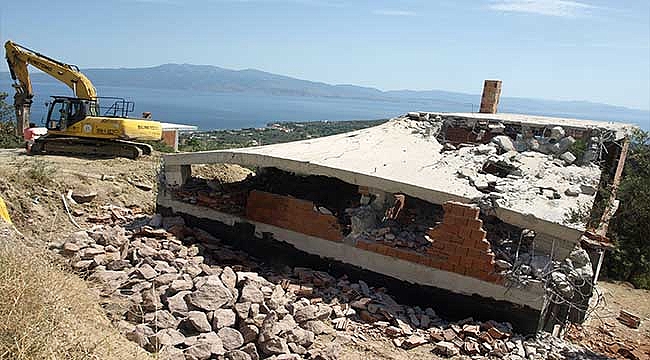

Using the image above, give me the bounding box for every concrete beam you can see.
[164,164,191,187]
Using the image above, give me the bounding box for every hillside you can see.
[6,64,647,127]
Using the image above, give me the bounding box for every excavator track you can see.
[31,136,152,159]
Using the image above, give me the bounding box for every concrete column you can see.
[165,164,191,187]
[479,80,502,114]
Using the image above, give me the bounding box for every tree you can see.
[605,129,650,288]
[0,92,22,149]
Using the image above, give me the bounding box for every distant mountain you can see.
[5,63,649,126]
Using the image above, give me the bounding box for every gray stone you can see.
[62,242,81,255]
[234,301,251,320]
[149,213,163,228]
[435,341,459,357]
[558,136,576,153]
[106,259,130,271]
[225,350,252,360]
[88,270,128,290]
[240,283,264,303]
[276,355,301,360]
[138,263,158,280]
[126,324,153,348]
[149,328,185,350]
[213,308,237,329]
[80,246,104,260]
[187,279,234,311]
[286,327,314,348]
[559,151,576,165]
[580,184,597,196]
[141,287,162,312]
[145,310,178,329]
[157,345,185,360]
[565,186,581,197]
[72,260,93,271]
[221,266,237,289]
[196,332,226,356]
[239,323,260,343]
[71,190,97,203]
[550,126,566,141]
[491,135,516,152]
[166,290,191,316]
[301,320,330,335]
[218,327,244,350]
[170,278,193,292]
[259,337,289,355]
[188,311,212,333]
[89,225,128,248]
[293,304,318,323]
[184,343,212,360]
[240,343,260,360]
[154,273,179,286]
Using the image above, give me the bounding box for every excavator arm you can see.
[4,40,97,135]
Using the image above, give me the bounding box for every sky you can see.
[1,0,649,110]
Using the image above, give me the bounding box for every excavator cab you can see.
[45,97,96,130]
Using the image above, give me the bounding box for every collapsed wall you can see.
[158,112,634,333]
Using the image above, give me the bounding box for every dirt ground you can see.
[0,148,649,360]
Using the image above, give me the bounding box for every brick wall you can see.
[246,190,343,242]
[356,201,503,284]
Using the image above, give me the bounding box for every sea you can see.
[2,80,648,130]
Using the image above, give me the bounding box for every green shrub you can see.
[604,129,650,289]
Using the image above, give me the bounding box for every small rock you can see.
[187,279,234,311]
[138,263,158,280]
[218,327,244,350]
[580,184,597,196]
[435,341,459,357]
[213,309,237,329]
[71,190,97,204]
[559,151,576,165]
[225,350,252,360]
[240,283,265,303]
[187,311,212,333]
[259,337,289,355]
[491,135,516,152]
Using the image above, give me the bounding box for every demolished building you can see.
[158,110,634,333]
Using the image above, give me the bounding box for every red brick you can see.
[458,227,473,242]
[466,218,483,230]
[445,215,469,227]
[455,246,469,257]
[463,207,480,219]
[474,239,491,252]
[448,254,462,266]
[356,240,369,250]
[469,229,487,243]
[467,247,485,259]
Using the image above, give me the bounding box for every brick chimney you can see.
[479,80,502,114]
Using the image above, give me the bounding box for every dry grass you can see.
[0,223,152,360]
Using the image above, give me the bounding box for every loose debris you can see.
[51,210,609,360]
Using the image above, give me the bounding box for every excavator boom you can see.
[5,40,97,135]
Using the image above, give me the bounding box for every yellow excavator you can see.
[5,40,162,159]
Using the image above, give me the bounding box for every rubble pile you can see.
[347,197,442,252]
[173,177,250,216]
[51,210,597,359]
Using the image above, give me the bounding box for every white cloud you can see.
[487,0,597,17]
[373,10,418,17]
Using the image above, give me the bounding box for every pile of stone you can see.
[55,217,339,360]
[54,212,595,360]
